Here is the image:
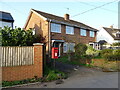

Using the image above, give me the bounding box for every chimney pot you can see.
[64,14,69,20]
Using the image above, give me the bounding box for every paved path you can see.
[16,66,118,88]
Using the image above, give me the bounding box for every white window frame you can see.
[90,31,95,37]
[51,23,61,33]
[63,43,68,53]
[66,26,74,35]
[80,29,87,36]
[63,42,75,53]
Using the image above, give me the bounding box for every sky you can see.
[0,0,119,30]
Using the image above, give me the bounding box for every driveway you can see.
[16,64,118,88]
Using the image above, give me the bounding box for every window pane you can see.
[66,26,74,34]
[90,31,94,37]
[51,23,61,33]
[63,42,75,53]
[80,29,86,36]
[63,43,67,53]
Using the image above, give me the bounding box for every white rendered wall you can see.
[97,28,114,44]
[0,21,12,28]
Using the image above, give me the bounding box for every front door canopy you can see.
[52,40,65,43]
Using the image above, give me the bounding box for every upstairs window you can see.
[51,23,61,33]
[80,29,86,36]
[90,31,95,37]
[66,26,74,35]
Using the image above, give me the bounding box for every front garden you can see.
[57,43,120,71]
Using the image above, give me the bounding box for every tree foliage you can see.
[74,43,87,57]
[0,26,45,46]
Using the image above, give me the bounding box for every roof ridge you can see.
[32,9,64,19]
[31,9,98,31]
[103,27,119,30]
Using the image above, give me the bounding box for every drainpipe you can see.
[48,19,52,61]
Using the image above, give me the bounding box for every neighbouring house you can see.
[24,9,98,57]
[0,11,14,28]
[97,26,120,49]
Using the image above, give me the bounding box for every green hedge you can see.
[100,49,113,56]
[101,49,120,61]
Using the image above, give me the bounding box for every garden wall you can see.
[2,43,44,81]
[91,59,120,70]
[79,59,120,70]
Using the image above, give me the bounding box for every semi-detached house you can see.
[24,9,98,57]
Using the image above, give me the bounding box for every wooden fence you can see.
[1,46,34,67]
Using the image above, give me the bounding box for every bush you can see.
[100,49,113,57]
[113,49,120,55]
[103,54,120,61]
[112,42,120,46]
[74,43,87,57]
[86,45,100,57]
[102,49,120,61]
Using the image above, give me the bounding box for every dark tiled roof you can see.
[103,27,120,40]
[98,40,107,44]
[32,9,98,31]
[0,11,14,22]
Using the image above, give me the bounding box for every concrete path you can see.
[16,66,118,88]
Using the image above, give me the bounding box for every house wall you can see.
[97,28,114,44]
[25,12,49,54]
[51,25,96,44]
[0,21,13,28]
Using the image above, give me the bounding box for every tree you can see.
[0,26,44,46]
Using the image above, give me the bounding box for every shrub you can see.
[113,49,120,55]
[112,42,120,46]
[86,45,100,57]
[102,49,120,61]
[0,26,45,46]
[43,66,67,82]
[74,43,87,57]
[100,49,113,57]
[103,54,120,61]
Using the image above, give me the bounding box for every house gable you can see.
[24,9,47,29]
[97,28,114,44]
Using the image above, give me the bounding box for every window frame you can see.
[90,31,95,37]
[66,26,74,35]
[80,28,87,36]
[63,42,75,53]
[51,23,61,33]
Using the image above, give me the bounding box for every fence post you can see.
[33,43,44,77]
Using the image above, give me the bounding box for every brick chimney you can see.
[110,25,113,29]
[64,14,69,20]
